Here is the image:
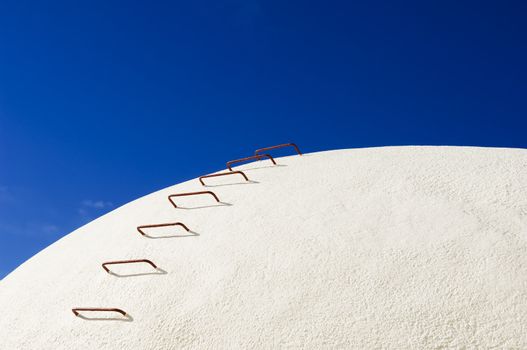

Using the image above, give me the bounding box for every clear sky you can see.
[1,0,526,278]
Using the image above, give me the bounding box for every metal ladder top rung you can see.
[255,143,302,156]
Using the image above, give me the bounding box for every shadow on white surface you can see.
[144,230,200,239]
[240,164,287,172]
[76,313,133,322]
[204,180,259,188]
[175,202,232,210]
[109,267,168,278]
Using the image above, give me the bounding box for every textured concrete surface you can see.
[1,146,526,349]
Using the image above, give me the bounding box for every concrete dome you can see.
[1,146,527,349]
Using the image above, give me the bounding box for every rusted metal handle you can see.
[137,222,190,236]
[168,191,220,208]
[199,171,249,186]
[226,154,276,171]
[255,143,302,156]
[72,308,127,317]
[102,259,157,273]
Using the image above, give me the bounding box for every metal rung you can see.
[102,259,157,273]
[199,171,249,186]
[137,222,190,236]
[72,308,127,317]
[168,191,220,208]
[226,154,276,171]
[255,143,302,156]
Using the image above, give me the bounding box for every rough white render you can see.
[1,146,527,349]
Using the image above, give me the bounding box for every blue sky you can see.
[1,0,526,278]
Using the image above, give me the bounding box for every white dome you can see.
[1,146,527,349]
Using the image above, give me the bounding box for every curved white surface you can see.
[1,146,527,349]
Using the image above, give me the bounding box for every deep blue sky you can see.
[1,0,526,278]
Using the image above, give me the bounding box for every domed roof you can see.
[1,146,526,349]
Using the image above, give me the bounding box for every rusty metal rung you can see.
[168,191,220,208]
[72,308,127,317]
[199,171,249,186]
[255,143,302,156]
[137,222,190,236]
[102,259,157,273]
[226,154,276,171]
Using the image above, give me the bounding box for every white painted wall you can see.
[1,147,527,349]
